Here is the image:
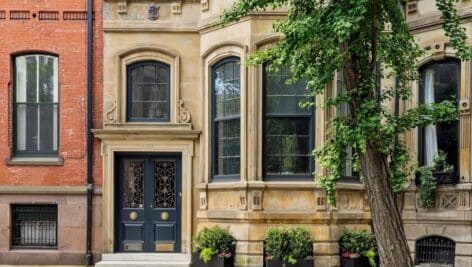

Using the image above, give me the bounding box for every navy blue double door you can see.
[116,154,181,253]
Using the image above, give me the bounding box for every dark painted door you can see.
[116,155,181,253]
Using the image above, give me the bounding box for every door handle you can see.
[150,204,153,208]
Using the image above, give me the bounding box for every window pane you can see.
[214,60,240,120]
[38,56,56,103]
[26,56,37,102]
[39,104,56,152]
[265,65,310,116]
[265,118,310,175]
[212,58,241,178]
[128,62,170,121]
[214,119,240,176]
[25,105,39,152]
[421,60,459,169]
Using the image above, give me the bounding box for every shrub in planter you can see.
[265,227,314,267]
[339,229,376,267]
[192,225,236,267]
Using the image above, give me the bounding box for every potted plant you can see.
[339,229,377,267]
[431,151,456,184]
[265,227,314,267]
[192,225,236,267]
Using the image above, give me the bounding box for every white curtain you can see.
[424,69,438,166]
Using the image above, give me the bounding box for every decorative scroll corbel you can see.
[105,100,118,124]
[178,100,191,123]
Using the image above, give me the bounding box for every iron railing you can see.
[11,205,57,248]
[416,236,455,266]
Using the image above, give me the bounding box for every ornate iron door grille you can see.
[11,205,57,248]
[415,236,455,266]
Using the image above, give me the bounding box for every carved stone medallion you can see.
[148,3,160,21]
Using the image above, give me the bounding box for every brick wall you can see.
[0,0,102,187]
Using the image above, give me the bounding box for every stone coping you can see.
[0,186,102,195]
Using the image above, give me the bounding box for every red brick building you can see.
[0,0,102,265]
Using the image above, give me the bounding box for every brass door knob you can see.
[129,211,138,221]
[160,211,169,221]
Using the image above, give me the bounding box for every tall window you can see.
[419,60,459,172]
[337,72,358,181]
[263,65,313,179]
[212,57,241,179]
[15,54,58,156]
[127,61,170,122]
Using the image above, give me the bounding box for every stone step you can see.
[96,253,191,267]
[95,261,190,267]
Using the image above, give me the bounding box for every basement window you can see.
[11,204,57,248]
[415,236,455,266]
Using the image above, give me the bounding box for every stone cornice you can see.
[92,124,200,141]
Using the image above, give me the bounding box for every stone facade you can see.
[0,0,102,265]
[96,1,472,266]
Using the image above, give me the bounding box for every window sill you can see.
[6,156,64,166]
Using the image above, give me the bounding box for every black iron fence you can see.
[11,205,57,248]
[416,236,455,266]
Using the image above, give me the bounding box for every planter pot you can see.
[265,258,313,267]
[433,171,458,184]
[340,256,371,267]
[191,252,234,267]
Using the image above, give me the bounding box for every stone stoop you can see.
[95,253,191,267]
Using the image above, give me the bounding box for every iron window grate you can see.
[11,205,57,248]
[415,236,455,266]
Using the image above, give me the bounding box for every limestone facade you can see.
[97,1,472,266]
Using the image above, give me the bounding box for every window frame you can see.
[262,63,315,181]
[211,56,241,181]
[418,58,460,175]
[12,53,60,157]
[126,60,171,123]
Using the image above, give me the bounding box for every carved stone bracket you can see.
[250,190,262,211]
[178,100,191,123]
[239,191,247,210]
[201,0,209,12]
[117,1,128,14]
[363,195,370,211]
[172,2,182,15]
[406,0,418,16]
[457,191,470,210]
[430,42,447,61]
[199,191,207,210]
[315,191,327,211]
[105,99,118,124]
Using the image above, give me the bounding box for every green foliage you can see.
[200,248,217,263]
[416,165,437,209]
[265,227,313,264]
[339,229,376,256]
[192,226,235,263]
[363,248,377,267]
[416,151,454,209]
[221,0,460,208]
[437,0,472,59]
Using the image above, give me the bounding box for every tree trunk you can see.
[359,142,414,267]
